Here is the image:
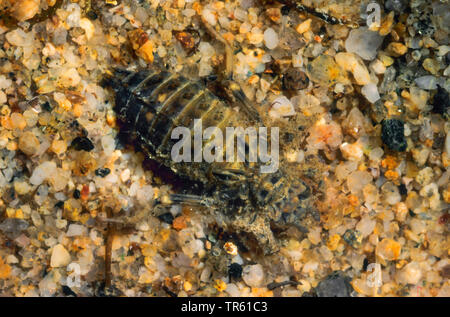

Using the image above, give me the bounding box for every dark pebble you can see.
[95,168,111,177]
[343,229,362,248]
[55,201,64,208]
[158,212,174,225]
[228,263,243,279]
[381,119,407,151]
[432,86,449,117]
[71,137,94,152]
[86,10,98,20]
[62,285,77,297]
[73,189,81,199]
[315,271,353,297]
[282,69,309,91]
[281,5,290,16]
[398,184,407,196]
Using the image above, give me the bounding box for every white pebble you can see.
[269,96,295,118]
[414,76,437,90]
[345,27,384,60]
[66,224,87,237]
[202,9,217,26]
[242,264,264,287]
[361,83,380,103]
[263,28,279,50]
[50,244,71,268]
[30,162,57,186]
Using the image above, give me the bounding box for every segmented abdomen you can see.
[113,69,247,184]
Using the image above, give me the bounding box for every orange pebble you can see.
[173,215,188,230]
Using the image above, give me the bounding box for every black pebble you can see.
[398,184,407,196]
[42,101,52,112]
[281,5,290,16]
[432,86,449,117]
[381,119,407,151]
[228,263,243,279]
[55,201,64,208]
[315,271,353,297]
[62,285,77,297]
[73,189,81,199]
[158,212,174,225]
[71,137,94,152]
[95,168,111,177]
[86,10,98,20]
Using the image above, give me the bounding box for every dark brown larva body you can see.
[104,68,317,254]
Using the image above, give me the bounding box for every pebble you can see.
[369,59,386,74]
[50,244,71,268]
[242,264,264,287]
[361,83,380,103]
[269,96,295,118]
[432,86,449,116]
[397,262,422,285]
[315,272,352,297]
[228,263,243,279]
[307,54,349,86]
[335,52,371,86]
[376,238,401,261]
[381,119,407,152]
[30,161,57,186]
[345,27,384,61]
[415,76,438,90]
[66,224,87,237]
[71,137,94,152]
[263,28,279,50]
[386,42,408,56]
[296,19,312,34]
[18,131,40,156]
[9,0,40,22]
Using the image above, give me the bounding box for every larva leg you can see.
[200,17,263,124]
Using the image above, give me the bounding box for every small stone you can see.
[158,212,174,225]
[95,168,111,177]
[10,113,26,130]
[30,161,57,186]
[70,137,94,152]
[307,54,349,86]
[397,262,422,285]
[432,86,449,116]
[381,181,401,205]
[422,58,440,75]
[9,0,40,22]
[381,119,407,151]
[369,59,386,74]
[202,8,217,26]
[386,42,408,56]
[66,224,87,237]
[282,69,309,91]
[315,271,352,297]
[263,28,279,50]
[296,19,312,34]
[269,96,295,118]
[242,264,264,287]
[50,244,71,268]
[343,229,362,248]
[345,27,384,61]
[335,52,371,85]
[376,238,401,262]
[361,83,380,103]
[415,76,437,90]
[59,68,81,88]
[18,131,40,156]
[228,263,243,279]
